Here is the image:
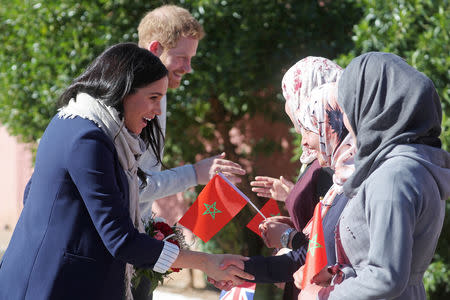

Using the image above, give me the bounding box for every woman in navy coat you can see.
[0,43,252,300]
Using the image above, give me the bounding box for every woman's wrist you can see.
[290,231,309,250]
[172,249,208,271]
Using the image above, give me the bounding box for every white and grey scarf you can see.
[59,92,146,300]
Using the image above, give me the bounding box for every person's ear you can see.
[148,41,163,57]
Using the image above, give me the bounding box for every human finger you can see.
[254,176,277,182]
[250,186,271,193]
[298,284,322,299]
[311,267,333,287]
[207,278,233,291]
[250,182,272,189]
[222,281,234,291]
[268,216,288,222]
[219,255,247,270]
[280,176,295,189]
[261,231,272,248]
[250,180,273,187]
[293,266,304,289]
[255,192,272,198]
[259,221,268,232]
[227,265,255,281]
[219,173,243,184]
[213,159,246,175]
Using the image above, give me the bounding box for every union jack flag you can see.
[219,282,256,300]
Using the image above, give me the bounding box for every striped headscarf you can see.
[302,83,356,235]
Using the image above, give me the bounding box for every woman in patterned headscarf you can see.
[254,57,342,234]
[300,52,450,300]
[285,82,356,285]
[251,57,344,300]
[244,84,355,300]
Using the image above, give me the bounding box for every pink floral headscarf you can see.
[282,57,342,164]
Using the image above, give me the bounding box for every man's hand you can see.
[194,152,246,185]
[259,218,293,249]
[250,176,294,201]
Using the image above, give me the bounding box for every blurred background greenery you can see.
[0,0,448,298]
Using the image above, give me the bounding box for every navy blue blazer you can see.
[0,115,165,300]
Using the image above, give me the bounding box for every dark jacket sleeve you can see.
[244,246,307,283]
[66,129,165,268]
[316,167,333,198]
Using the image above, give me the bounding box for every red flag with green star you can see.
[246,198,280,237]
[178,173,248,242]
[301,202,327,289]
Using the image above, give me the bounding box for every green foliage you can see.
[0,0,151,142]
[335,0,450,148]
[335,1,450,298]
[163,0,361,167]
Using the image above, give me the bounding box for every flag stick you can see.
[218,173,267,220]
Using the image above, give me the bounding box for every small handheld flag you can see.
[301,202,327,289]
[219,282,256,300]
[218,173,266,220]
[178,174,248,242]
[246,198,280,237]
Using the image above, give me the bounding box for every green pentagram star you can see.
[307,234,323,256]
[202,202,222,220]
[270,213,281,217]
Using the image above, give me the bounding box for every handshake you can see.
[203,254,254,291]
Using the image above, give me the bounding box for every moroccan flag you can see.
[301,202,327,289]
[219,282,256,300]
[246,198,281,237]
[178,173,248,242]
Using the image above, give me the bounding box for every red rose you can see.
[153,230,165,241]
[154,222,173,236]
[166,238,180,248]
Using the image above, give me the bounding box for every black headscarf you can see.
[338,52,442,196]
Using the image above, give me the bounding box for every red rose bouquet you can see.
[132,215,187,294]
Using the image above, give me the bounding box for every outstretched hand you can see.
[194,152,246,185]
[250,176,294,201]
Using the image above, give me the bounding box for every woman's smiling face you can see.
[123,76,168,134]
